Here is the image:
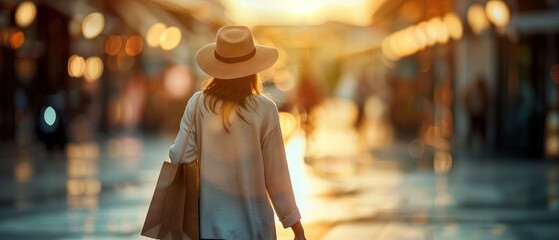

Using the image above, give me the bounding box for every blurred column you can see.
[33,4,70,150]
[0,3,17,140]
[0,35,16,140]
[492,0,559,157]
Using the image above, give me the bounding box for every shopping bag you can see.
[142,94,201,239]
[141,160,199,240]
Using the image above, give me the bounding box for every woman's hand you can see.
[294,236,306,240]
[291,221,306,240]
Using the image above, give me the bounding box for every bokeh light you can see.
[381,12,465,61]
[15,1,37,28]
[104,35,123,56]
[434,151,453,174]
[15,57,36,81]
[43,106,57,126]
[381,37,397,61]
[159,26,181,50]
[39,104,59,133]
[424,19,439,46]
[117,51,134,70]
[83,56,104,82]
[106,55,118,71]
[382,15,460,61]
[430,17,449,44]
[66,142,101,209]
[405,26,421,52]
[68,55,86,77]
[164,65,192,99]
[413,25,428,50]
[443,13,463,40]
[67,142,100,160]
[408,138,425,159]
[399,0,423,23]
[395,27,417,56]
[415,22,432,48]
[273,70,296,91]
[146,23,166,48]
[486,0,510,28]
[546,110,559,156]
[15,157,33,184]
[125,35,144,56]
[82,12,105,39]
[467,4,490,34]
[10,31,25,49]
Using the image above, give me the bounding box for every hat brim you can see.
[196,43,278,80]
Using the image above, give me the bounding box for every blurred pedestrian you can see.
[169,26,306,240]
[464,75,490,149]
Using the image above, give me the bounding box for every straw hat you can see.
[196,26,278,79]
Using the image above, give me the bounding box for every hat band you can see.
[214,48,256,63]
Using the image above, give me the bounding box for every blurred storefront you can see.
[495,1,559,158]
[1,0,228,148]
[374,0,559,159]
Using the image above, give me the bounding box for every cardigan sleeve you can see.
[261,111,301,228]
[168,92,200,164]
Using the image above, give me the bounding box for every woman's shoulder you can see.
[254,94,279,110]
[253,94,280,128]
[184,91,204,111]
[190,91,207,103]
[193,90,204,98]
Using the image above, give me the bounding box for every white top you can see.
[169,91,301,240]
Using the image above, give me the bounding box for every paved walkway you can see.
[0,134,558,240]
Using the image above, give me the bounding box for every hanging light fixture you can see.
[467,4,490,34]
[485,0,510,28]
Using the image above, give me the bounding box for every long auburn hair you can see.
[202,74,263,132]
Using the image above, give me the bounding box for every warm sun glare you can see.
[222,0,385,26]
